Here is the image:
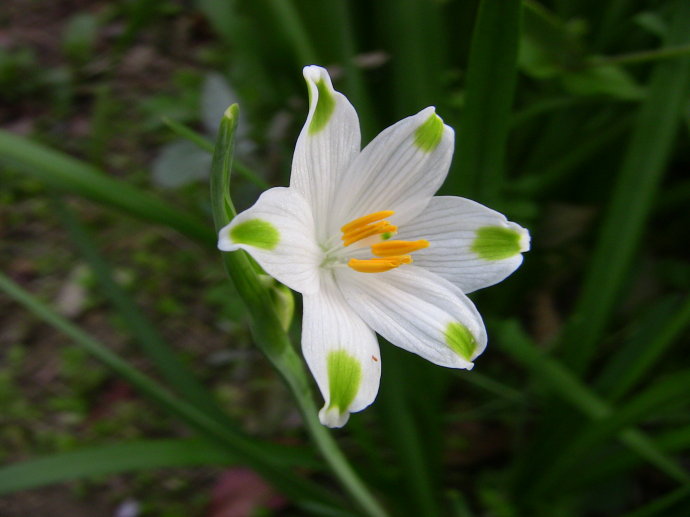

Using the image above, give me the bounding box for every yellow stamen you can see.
[341,210,395,234]
[348,255,412,273]
[371,239,430,257]
[342,222,398,247]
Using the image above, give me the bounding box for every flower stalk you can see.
[210,105,389,517]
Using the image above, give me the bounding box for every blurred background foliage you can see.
[1,0,689,516]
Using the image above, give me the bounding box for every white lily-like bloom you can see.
[218,66,530,428]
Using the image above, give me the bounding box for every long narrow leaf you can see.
[0,272,341,511]
[561,0,690,374]
[596,295,690,402]
[0,438,319,495]
[533,370,690,495]
[0,129,215,248]
[496,320,689,485]
[53,198,231,426]
[452,0,522,202]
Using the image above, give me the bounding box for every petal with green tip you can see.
[338,265,486,369]
[331,106,455,231]
[291,66,361,243]
[394,196,530,294]
[301,276,380,428]
[218,187,321,295]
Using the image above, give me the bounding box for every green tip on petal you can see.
[414,112,444,152]
[445,322,477,361]
[308,79,336,134]
[229,219,280,250]
[471,225,525,261]
[326,349,362,415]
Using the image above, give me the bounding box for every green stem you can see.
[211,106,388,517]
[0,272,342,512]
[588,45,690,67]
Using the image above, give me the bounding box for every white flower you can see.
[218,66,530,428]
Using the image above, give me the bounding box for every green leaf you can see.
[560,0,690,374]
[561,64,645,99]
[596,295,690,402]
[54,199,232,427]
[496,320,690,488]
[0,438,320,495]
[0,272,339,511]
[0,129,215,248]
[453,0,522,203]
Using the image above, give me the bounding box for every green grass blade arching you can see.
[0,129,215,248]
[453,0,522,203]
[561,0,690,374]
[210,105,389,517]
[571,425,690,490]
[496,321,690,486]
[0,272,341,511]
[620,486,690,517]
[380,351,443,517]
[533,369,690,495]
[53,198,232,426]
[0,439,235,495]
[0,438,319,495]
[595,295,690,402]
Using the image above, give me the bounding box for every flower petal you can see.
[337,266,487,369]
[395,196,530,293]
[302,276,381,428]
[218,187,321,295]
[290,66,361,242]
[331,107,454,234]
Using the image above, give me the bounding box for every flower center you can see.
[339,210,429,273]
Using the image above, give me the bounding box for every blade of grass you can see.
[571,425,690,489]
[265,0,317,65]
[0,438,318,495]
[620,486,690,517]
[560,0,690,374]
[533,369,690,495]
[452,0,522,203]
[380,349,442,517]
[0,129,214,248]
[495,320,690,485]
[590,45,690,67]
[0,271,343,512]
[210,105,388,517]
[511,117,630,194]
[378,0,446,114]
[53,197,232,426]
[0,439,235,495]
[596,295,690,402]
